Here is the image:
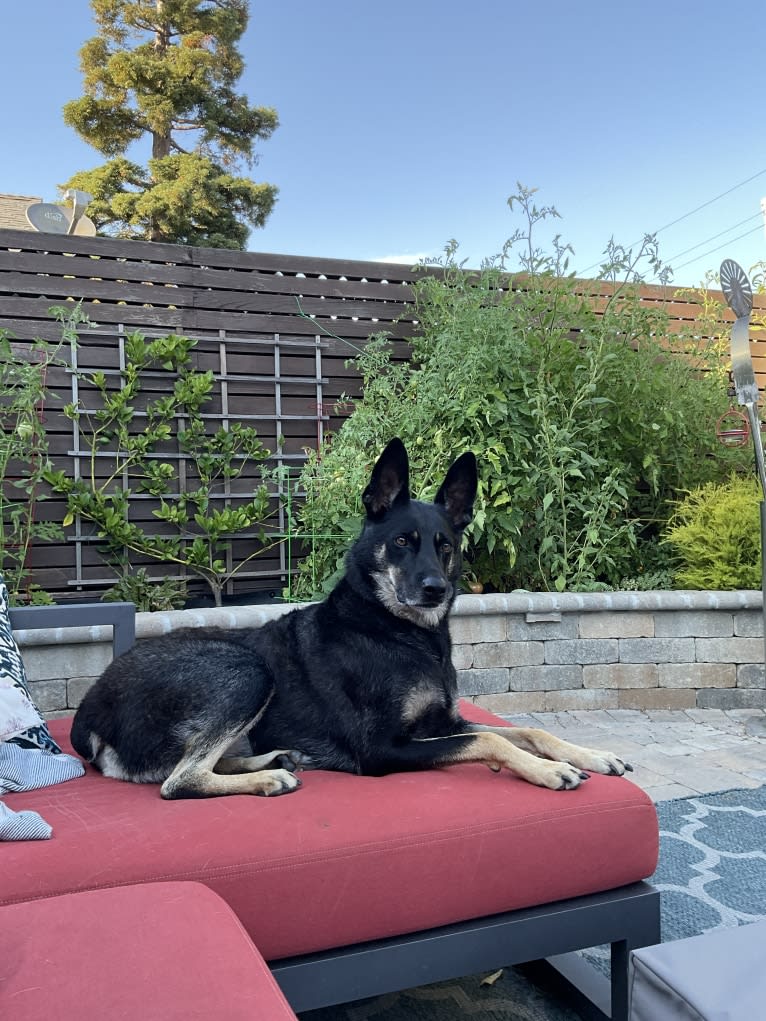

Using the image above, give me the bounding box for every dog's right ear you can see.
[362,438,410,519]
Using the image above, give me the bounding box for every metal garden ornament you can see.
[720,259,766,677]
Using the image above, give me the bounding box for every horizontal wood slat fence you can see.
[0,227,763,604]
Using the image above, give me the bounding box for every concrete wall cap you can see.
[15,624,116,648]
[14,591,764,645]
[135,601,299,638]
[452,591,763,616]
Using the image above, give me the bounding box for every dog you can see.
[71,438,632,799]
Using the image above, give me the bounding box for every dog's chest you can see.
[394,637,459,737]
[401,674,452,721]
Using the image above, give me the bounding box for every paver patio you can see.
[504,708,766,801]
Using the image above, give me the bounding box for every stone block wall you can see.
[451,592,765,713]
[15,591,766,717]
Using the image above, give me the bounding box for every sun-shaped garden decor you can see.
[720,258,753,320]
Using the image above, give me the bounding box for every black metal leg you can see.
[610,939,629,1021]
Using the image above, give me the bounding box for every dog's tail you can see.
[70,714,103,766]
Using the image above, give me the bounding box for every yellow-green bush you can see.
[663,475,762,589]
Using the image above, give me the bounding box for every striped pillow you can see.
[0,578,62,754]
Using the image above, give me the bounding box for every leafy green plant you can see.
[102,567,187,612]
[612,539,674,591]
[288,186,738,598]
[0,321,66,604]
[45,322,273,606]
[663,475,762,589]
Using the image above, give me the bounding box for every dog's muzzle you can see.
[418,576,448,607]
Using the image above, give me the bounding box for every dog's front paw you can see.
[551,762,590,790]
[569,748,633,776]
[526,760,590,791]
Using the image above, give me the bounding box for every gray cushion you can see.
[630,920,766,1021]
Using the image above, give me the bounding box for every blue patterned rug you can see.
[650,785,766,939]
[299,786,766,1020]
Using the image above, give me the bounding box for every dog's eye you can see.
[440,541,453,554]
[395,535,408,547]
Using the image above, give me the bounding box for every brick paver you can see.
[501,708,766,801]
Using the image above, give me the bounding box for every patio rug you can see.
[298,784,766,1020]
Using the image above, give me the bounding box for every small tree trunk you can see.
[152,133,172,161]
[150,0,172,241]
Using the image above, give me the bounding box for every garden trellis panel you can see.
[0,228,416,601]
[0,226,764,602]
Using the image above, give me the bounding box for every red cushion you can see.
[0,881,297,1020]
[2,705,658,960]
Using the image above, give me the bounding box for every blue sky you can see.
[2,0,765,285]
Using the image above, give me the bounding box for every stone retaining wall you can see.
[17,591,765,717]
[450,591,765,713]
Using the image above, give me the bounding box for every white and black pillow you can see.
[0,578,62,754]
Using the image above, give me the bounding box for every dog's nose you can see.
[421,576,447,601]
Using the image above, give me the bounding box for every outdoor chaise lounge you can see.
[2,603,661,1020]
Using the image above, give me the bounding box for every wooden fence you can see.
[0,228,419,602]
[0,226,763,603]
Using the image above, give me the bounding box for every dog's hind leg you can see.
[161,729,302,800]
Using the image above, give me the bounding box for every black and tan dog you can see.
[72,438,632,799]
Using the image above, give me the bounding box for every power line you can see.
[577,167,766,276]
[672,223,764,273]
[664,212,761,263]
[649,168,766,237]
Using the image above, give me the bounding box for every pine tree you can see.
[62,0,278,248]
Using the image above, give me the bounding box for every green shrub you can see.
[102,567,187,612]
[663,475,762,589]
[288,187,738,598]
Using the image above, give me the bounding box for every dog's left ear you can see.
[362,438,411,519]
[434,452,478,531]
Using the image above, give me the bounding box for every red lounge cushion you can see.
[2,705,658,960]
[0,881,297,1020]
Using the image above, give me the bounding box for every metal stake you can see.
[720,259,766,691]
